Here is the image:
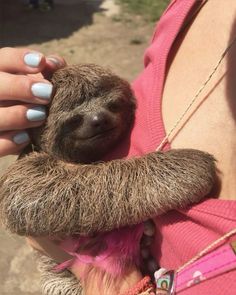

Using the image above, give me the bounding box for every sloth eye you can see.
[107,98,126,113]
[63,116,83,133]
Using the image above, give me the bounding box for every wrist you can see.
[70,264,142,295]
[119,276,155,295]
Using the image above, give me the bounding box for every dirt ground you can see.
[0,0,154,294]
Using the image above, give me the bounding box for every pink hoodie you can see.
[59,1,236,294]
[127,0,236,294]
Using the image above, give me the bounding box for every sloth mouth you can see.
[78,127,117,140]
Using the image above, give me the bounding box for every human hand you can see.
[27,235,142,295]
[0,47,66,157]
[27,236,73,263]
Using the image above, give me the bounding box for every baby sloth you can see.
[0,64,216,295]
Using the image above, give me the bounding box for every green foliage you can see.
[117,0,170,21]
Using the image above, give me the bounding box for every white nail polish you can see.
[26,106,46,122]
[13,132,30,145]
[31,83,53,100]
[24,52,42,68]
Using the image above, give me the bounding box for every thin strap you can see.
[156,35,236,152]
[177,227,236,273]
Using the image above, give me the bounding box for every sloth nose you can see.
[90,113,110,129]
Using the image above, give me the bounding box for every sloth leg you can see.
[38,255,83,295]
[0,149,216,236]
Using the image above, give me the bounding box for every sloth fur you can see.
[0,64,216,295]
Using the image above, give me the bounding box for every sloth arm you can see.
[0,149,215,236]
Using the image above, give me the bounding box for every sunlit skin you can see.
[0,47,66,156]
[162,0,236,201]
[77,1,236,292]
[2,1,236,294]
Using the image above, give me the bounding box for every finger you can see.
[0,101,22,107]
[0,47,47,74]
[26,237,73,263]
[0,130,30,157]
[0,72,53,104]
[143,220,155,237]
[28,55,67,80]
[42,55,67,79]
[42,55,66,78]
[0,104,47,131]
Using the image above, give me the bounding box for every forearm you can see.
[0,149,215,236]
[29,236,142,295]
[67,149,215,234]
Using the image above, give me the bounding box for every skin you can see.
[2,60,216,294]
[0,50,146,294]
[162,0,236,201]
[36,1,236,292]
[2,1,236,292]
[27,237,143,295]
[2,65,216,294]
[0,47,66,156]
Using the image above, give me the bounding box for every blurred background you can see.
[0,0,168,294]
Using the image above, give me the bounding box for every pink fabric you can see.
[56,225,144,277]
[121,0,236,294]
[176,242,236,292]
[57,0,200,275]
[57,1,236,293]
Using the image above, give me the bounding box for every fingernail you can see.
[141,248,150,259]
[31,83,53,100]
[24,52,42,68]
[46,57,63,67]
[26,106,46,122]
[13,131,30,145]
[144,221,155,237]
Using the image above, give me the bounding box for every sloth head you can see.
[30,64,136,163]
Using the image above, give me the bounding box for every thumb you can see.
[42,55,67,79]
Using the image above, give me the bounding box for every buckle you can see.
[154,268,175,295]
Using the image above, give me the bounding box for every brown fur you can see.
[32,64,136,164]
[0,64,216,295]
[0,149,215,236]
[37,255,82,295]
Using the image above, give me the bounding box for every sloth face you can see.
[52,95,135,163]
[36,64,136,163]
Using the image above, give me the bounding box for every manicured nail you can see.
[24,52,42,68]
[13,132,30,145]
[46,57,63,67]
[26,106,46,122]
[31,83,53,100]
